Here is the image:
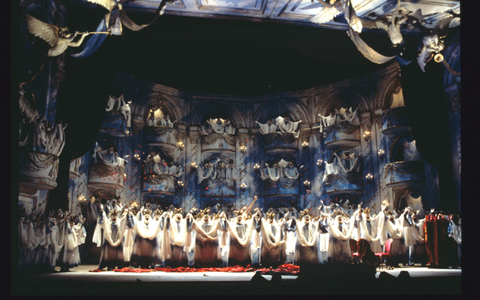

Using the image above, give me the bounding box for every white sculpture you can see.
[200,118,235,135]
[276,116,302,138]
[25,13,91,57]
[119,97,132,128]
[255,119,277,135]
[284,161,300,180]
[146,110,157,127]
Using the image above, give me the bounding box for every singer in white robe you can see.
[193,214,222,266]
[260,214,286,267]
[62,217,86,269]
[296,215,319,264]
[129,208,165,268]
[92,209,132,270]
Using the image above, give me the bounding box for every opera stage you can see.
[12,264,461,295]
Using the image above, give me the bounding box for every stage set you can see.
[14,0,461,295]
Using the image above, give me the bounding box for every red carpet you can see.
[89,264,300,274]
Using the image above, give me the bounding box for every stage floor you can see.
[11,264,462,295]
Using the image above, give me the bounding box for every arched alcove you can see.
[315,88,370,118]
[190,101,247,129]
[253,98,309,125]
[390,134,421,163]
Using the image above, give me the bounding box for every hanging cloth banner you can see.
[396,56,413,66]
[347,26,396,65]
[70,18,108,58]
[119,0,168,32]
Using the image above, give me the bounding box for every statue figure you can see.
[318,112,335,133]
[32,117,48,152]
[25,13,91,57]
[164,115,176,128]
[310,0,362,33]
[225,160,237,185]
[119,97,132,128]
[260,162,280,181]
[19,85,39,123]
[255,119,277,135]
[175,165,184,177]
[106,95,121,112]
[200,118,235,135]
[46,122,67,156]
[115,151,126,168]
[284,161,300,180]
[146,110,157,127]
[167,161,177,175]
[223,119,235,135]
[277,116,302,138]
[154,159,168,175]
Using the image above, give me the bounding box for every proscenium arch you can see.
[189,100,247,128]
[253,98,309,124]
[315,88,370,120]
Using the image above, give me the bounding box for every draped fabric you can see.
[260,219,285,265]
[403,214,418,248]
[227,217,255,264]
[425,214,435,265]
[94,211,131,269]
[327,218,355,264]
[62,222,86,268]
[70,18,108,58]
[193,218,221,265]
[295,220,319,264]
[283,219,297,264]
[358,214,383,253]
[130,214,164,268]
[448,220,461,244]
[434,217,449,266]
[46,218,63,269]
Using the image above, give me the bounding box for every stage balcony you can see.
[323,124,360,150]
[384,161,424,189]
[88,163,125,191]
[324,172,363,198]
[381,107,412,137]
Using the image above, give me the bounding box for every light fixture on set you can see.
[365,173,374,181]
[78,195,86,203]
[177,180,184,187]
[302,141,309,148]
[240,144,247,154]
[317,159,323,169]
[378,149,385,158]
[240,182,247,192]
[133,153,141,161]
[190,161,198,169]
[303,180,311,188]
[363,130,371,142]
[177,141,185,150]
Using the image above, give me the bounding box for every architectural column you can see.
[185,126,201,212]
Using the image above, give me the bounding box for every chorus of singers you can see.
[18,196,461,271]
